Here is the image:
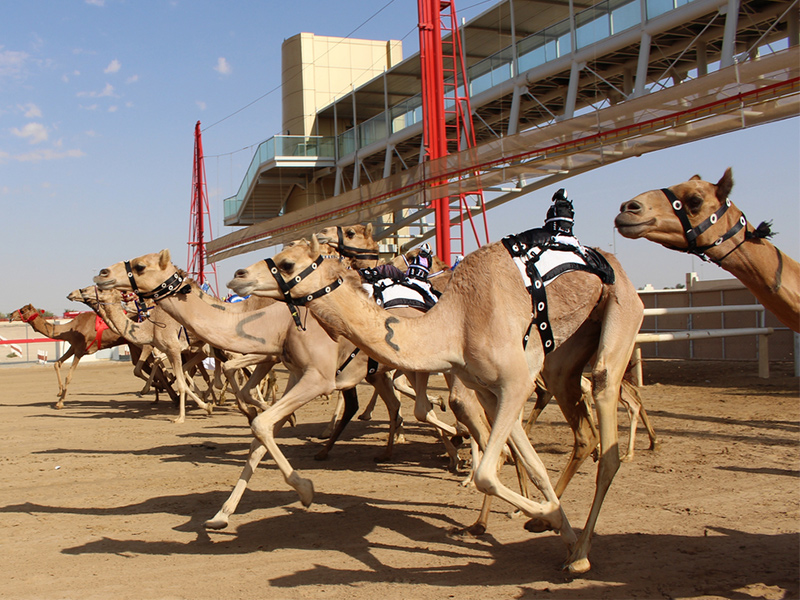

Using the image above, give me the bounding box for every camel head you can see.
[9,304,38,322]
[615,168,735,250]
[229,236,349,301]
[94,249,183,299]
[314,223,379,268]
[67,286,122,308]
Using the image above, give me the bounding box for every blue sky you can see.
[1,0,798,315]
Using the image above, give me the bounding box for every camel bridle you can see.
[264,255,342,330]
[661,188,748,264]
[334,227,380,263]
[124,260,191,302]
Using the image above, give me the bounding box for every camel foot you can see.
[357,413,372,421]
[448,522,486,538]
[524,518,556,534]
[650,440,662,452]
[204,404,214,416]
[172,416,186,424]
[203,515,229,530]
[53,403,64,410]
[564,557,591,575]
[287,471,314,508]
[620,453,633,463]
[314,449,329,461]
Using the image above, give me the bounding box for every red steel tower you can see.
[187,121,220,296]
[418,0,489,266]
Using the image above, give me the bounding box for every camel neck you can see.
[155,284,292,356]
[307,278,458,373]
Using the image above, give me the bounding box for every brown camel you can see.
[9,304,128,408]
[615,168,800,332]
[92,259,446,530]
[227,234,643,574]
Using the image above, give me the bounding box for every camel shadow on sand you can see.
[3,489,796,599]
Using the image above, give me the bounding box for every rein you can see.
[124,260,191,302]
[662,188,749,265]
[264,255,342,330]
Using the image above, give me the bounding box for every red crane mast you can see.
[187,121,219,296]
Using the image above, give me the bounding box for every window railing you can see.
[223,135,334,219]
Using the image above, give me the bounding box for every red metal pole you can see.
[194,121,205,284]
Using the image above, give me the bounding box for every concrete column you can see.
[507,84,523,135]
[696,41,708,76]
[563,61,583,119]
[634,31,652,98]
[720,0,740,68]
[789,4,799,47]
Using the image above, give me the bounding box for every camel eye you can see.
[279,261,294,273]
[686,194,704,213]
[345,229,355,239]
[134,264,146,274]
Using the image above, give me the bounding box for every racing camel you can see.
[227,230,643,574]
[9,304,128,408]
[615,168,799,332]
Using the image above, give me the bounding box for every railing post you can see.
[757,334,769,379]
[631,345,643,386]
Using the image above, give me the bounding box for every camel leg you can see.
[321,390,344,438]
[564,317,640,575]
[411,372,460,470]
[523,378,552,435]
[619,379,659,461]
[248,371,331,508]
[471,375,576,549]
[357,387,379,421]
[205,438,268,530]
[394,370,445,410]
[370,374,403,462]
[315,387,359,461]
[180,352,214,416]
[54,349,80,409]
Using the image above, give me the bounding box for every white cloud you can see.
[196,100,207,111]
[13,148,85,162]
[18,103,42,118]
[77,82,116,98]
[85,0,105,6]
[104,59,121,74]
[108,105,118,113]
[0,47,29,78]
[125,74,138,84]
[11,122,48,144]
[214,57,231,75]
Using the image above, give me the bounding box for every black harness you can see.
[334,227,380,263]
[661,188,749,265]
[124,260,191,302]
[264,255,342,330]
[502,229,614,355]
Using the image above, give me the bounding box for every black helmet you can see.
[544,188,574,234]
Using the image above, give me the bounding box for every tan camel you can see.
[228,234,643,574]
[66,287,215,423]
[615,168,800,332]
[92,259,438,530]
[9,304,128,408]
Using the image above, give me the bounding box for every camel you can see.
[9,304,129,408]
[66,287,216,424]
[227,232,643,574]
[615,168,800,332]
[92,259,447,529]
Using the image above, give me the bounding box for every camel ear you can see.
[690,174,702,181]
[716,168,733,201]
[158,249,171,269]
[365,222,373,238]
[310,235,320,256]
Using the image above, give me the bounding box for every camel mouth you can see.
[614,216,655,239]
[93,276,116,290]
[227,279,254,297]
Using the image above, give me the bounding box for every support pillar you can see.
[634,31,652,97]
[720,0,740,68]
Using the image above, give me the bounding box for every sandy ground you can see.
[0,358,798,600]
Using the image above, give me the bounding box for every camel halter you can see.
[124,260,191,302]
[661,188,747,264]
[333,227,380,263]
[264,255,342,330]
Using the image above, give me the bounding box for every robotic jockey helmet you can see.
[544,188,575,235]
